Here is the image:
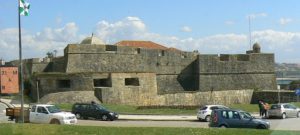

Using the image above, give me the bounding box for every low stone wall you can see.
[96,88,254,106]
[251,91,299,104]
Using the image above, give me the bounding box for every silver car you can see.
[267,103,300,119]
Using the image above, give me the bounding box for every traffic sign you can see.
[295,88,300,96]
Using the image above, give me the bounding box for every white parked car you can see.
[30,104,77,124]
[197,105,229,122]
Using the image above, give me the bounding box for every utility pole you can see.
[36,80,39,103]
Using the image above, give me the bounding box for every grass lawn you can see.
[0,123,299,135]
[56,103,263,115]
[56,103,300,115]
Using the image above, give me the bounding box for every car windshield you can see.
[200,106,207,110]
[46,105,62,113]
[240,112,252,119]
[271,105,281,109]
[95,104,107,110]
[218,106,228,109]
[289,104,297,108]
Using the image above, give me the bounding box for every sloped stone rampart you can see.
[39,91,100,104]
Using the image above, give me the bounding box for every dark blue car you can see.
[209,109,270,129]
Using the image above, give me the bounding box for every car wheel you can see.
[257,124,266,129]
[109,117,114,121]
[50,119,61,124]
[102,115,108,121]
[205,115,211,122]
[281,113,286,119]
[219,125,227,128]
[75,113,82,119]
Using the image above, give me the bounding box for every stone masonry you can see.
[17,37,277,106]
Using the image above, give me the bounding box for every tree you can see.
[46,52,54,58]
[53,50,57,57]
[289,80,300,90]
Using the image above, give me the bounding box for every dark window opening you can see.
[1,71,6,75]
[125,78,140,86]
[1,86,5,90]
[158,50,165,56]
[94,78,111,87]
[220,55,229,61]
[13,71,18,74]
[136,48,141,54]
[57,80,71,88]
[105,45,117,51]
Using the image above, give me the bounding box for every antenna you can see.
[248,16,252,49]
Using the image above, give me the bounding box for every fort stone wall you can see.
[64,44,199,93]
[198,54,277,91]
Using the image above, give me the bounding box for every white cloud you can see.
[279,18,292,25]
[92,17,300,63]
[247,13,268,19]
[0,22,81,60]
[95,16,147,43]
[180,26,192,32]
[1,16,300,63]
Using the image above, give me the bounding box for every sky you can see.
[0,0,300,63]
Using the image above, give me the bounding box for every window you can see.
[37,107,48,114]
[57,80,71,88]
[231,111,240,119]
[223,111,240,119]
[240,112,252,119]
[136,48,141,54]
[94,78,111,87]
[1,86,5,90]
[221,111,227,118]
[31,106,36,112]
[210,106,219,110]
[125,78,140,86]
[13,71,18,74]
[1,71,6,75]
[105,45,117,51]
[158,50,165,56]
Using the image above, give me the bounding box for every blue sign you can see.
[295,88,300,96]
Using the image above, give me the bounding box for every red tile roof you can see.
[115,40,181,52]
[115,41,167,50]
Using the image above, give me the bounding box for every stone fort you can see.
[19,36,277,106]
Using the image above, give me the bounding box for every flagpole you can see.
[248,16,252,49]
[18,0,25,123]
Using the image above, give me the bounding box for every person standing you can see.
[263,102,270,118]
[258,100,264,117]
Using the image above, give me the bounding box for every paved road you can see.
[268,117,300,131]
[77,118,300,131]
[0,102,9,122]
